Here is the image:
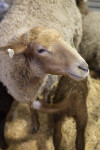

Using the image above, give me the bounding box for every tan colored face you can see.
[0,28,89,80]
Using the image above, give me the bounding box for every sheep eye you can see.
[38,49,47,54]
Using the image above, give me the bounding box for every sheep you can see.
[79,10,100,74]
[0,0,89,149]
[46,77,88,150]
[33,72,88,150]
[56,77,88,150]
[0,27,89,149]
[76,0,100,75]
[33,74,88,150]
[0,26,89,119]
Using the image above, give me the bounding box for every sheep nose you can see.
[78,63,89,72]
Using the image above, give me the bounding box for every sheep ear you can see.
[0,43,27,55]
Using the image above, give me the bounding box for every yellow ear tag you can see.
[7,49,15,58]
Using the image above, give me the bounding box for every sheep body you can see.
[0,0,82,47]
[49,76,88,150]
[76,0,100,73]
[36,74,89,150]
[0,0,83,104]
[0,0,86,149]
[79,11,100,72]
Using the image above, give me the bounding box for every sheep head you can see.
[0,27,89,80]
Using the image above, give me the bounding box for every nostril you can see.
[78,66,88,72]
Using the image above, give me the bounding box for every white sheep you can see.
[79,11,100,73]
[0,0,89,149]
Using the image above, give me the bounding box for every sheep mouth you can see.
[67,72,84,79]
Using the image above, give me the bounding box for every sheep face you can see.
[0,28,89,80]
